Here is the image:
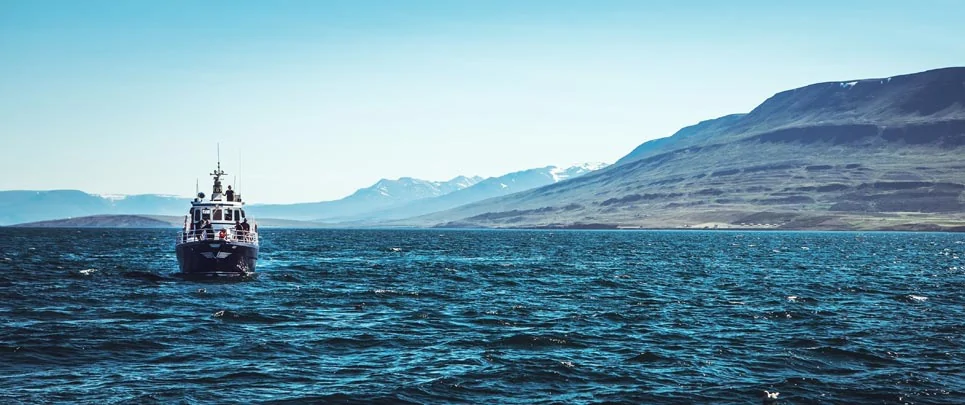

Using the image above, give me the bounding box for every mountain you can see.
[342,163,609,223]
[107,194,188,215]
[342,175,483,205]
[0,163,604,226]
[0,190,189,226]
[387,67,965,231]
[247,163,607,223]
[245,175,483,221]
[11,215,180,228]
[10,215,333,228]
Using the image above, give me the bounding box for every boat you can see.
[174,160,259,278]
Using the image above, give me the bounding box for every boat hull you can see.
[175,240,258,278]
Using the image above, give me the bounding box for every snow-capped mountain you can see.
[347,175,483,202]
[343,163,610,222]
[1,164,606,225]
[469,163,609,197]
[549,162,609,181]
[246,175,483,221]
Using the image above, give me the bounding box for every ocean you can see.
[1,228,963,404]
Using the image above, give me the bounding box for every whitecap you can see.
[79,269,97,276]
[787,296,798,302]
[909,295,927,302]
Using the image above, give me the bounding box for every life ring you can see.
[219,229,227,240]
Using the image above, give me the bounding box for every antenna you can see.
[209,144,227,198]
[238,150,243,192]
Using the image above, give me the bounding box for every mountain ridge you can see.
[384,67,965,231]
[334,163,609,223]
[5,67,963,230]
[8,215,334,228]
[243,165,605,221]
[0,163,606,226]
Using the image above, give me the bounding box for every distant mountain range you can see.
[0,191,188,226]
[244,175,483,221]
[305,163,609,223]
[7,67,965,231]
[7,215,330,229]
[0,163,606,226]
[386,67,965,231]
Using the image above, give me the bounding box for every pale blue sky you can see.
[1,0,963,203]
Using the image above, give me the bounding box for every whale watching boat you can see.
[175,160,258,278]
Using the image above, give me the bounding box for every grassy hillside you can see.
[385,68,965,231]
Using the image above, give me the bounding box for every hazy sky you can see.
[2,0,963,203]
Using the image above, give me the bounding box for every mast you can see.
[210,148,227,200]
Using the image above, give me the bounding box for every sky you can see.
[1,0,963,203]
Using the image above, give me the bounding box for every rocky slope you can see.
[389,67,965,231]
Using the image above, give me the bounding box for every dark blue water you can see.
[1,228,964,404]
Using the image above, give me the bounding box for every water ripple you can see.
[1,228,964,403]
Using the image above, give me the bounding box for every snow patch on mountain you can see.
[349,175,484,202]
[548,162,610,182]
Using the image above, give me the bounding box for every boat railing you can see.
[176,229,259,245]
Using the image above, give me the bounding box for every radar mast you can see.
[210,148,227,200]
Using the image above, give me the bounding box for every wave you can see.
[210,309,295,324]
[488,333,587,349]
[805,346,901,366]
[625,350,676,364]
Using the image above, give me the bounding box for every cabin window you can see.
[213,209,223,221]
[234,210,241,220]
[193,209,200,222]
[225,209,233,221]
[201,208,211,221]
[240,210,246,219]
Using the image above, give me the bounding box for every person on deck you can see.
[241,218,252,242]
[202,220,214,240]
[225,186,235,202]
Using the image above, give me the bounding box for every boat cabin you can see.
[188,160,248,227]
[189,202,248,225]
[177,160,259,245]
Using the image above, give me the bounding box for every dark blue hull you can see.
[175,240,258,278]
